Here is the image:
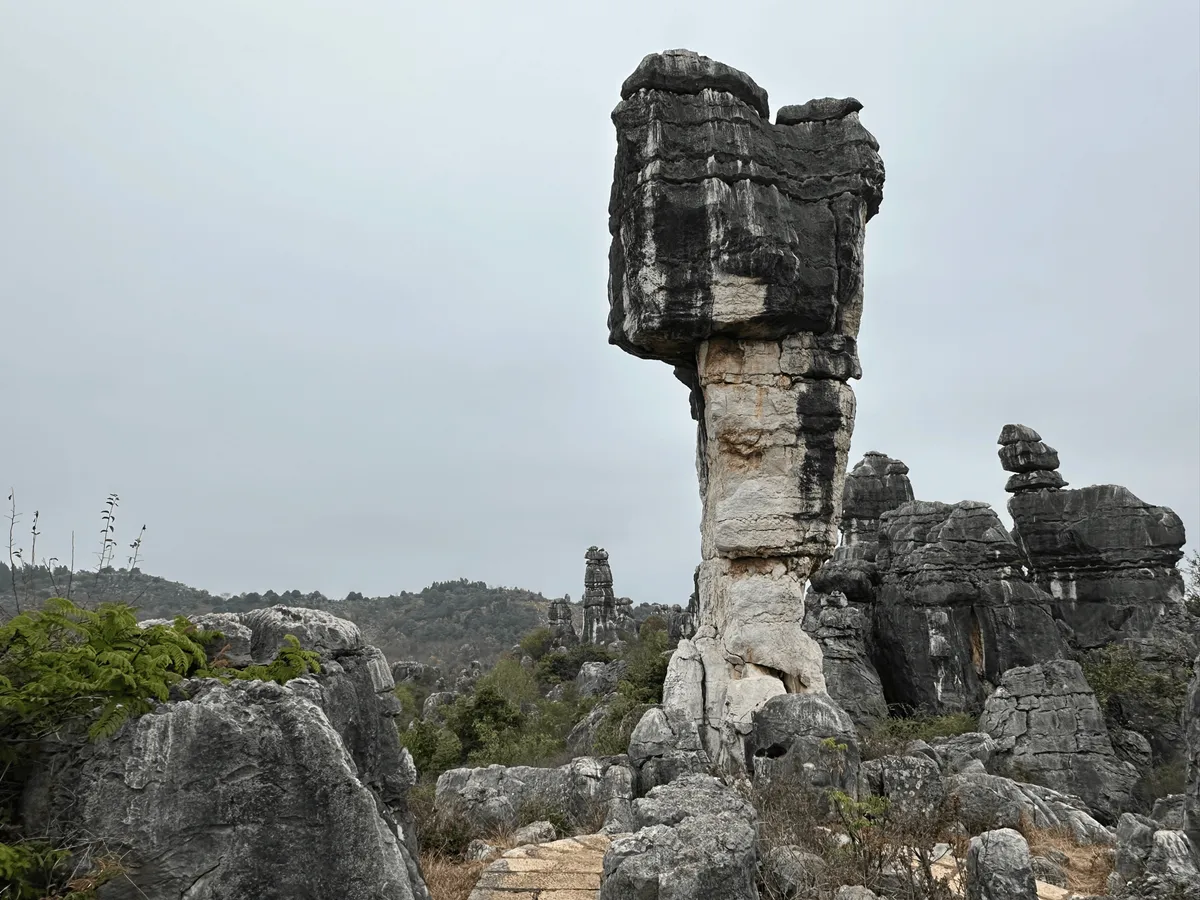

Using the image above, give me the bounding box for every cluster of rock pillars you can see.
[11,48,1198,900]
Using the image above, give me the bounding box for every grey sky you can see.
[2,1,1197,606]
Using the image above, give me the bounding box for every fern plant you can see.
[233,634,320,685]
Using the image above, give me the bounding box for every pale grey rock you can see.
[627,640,713,792]
[391,660,441,687]
[930,732,997,774]
[980,659,1137,823]
[1153,794,1187,830]
[601,775,759,900]
[512,820,557,845]
[576,660,627,698]
[1032,855,1068,887]
[548,596,578,648]
[467,839,500,862]
[189,612,254,667]
[23,679,426,900]
[859,754,945,819]
[241,605,363,662]
[965,828,1037,900]
[776,96,863,124]
[945,772,1114,845]
[434,756,635,833]
[835,888,879,900]
[608,48,885,768]
[763,845,826,898]
[566,696,613,756]
[747,692,860,793]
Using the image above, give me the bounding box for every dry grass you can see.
[421,852,487,900]
[1022,823,1114,895]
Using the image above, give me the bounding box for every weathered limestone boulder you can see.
[839,451,916,553]
[583,547,619,645]
[980,659,1136,823]
[435,756,635,833]
[576,659,628,698]
[930,732,997,774]
[944,771,1114,845]
[627,640,711,793]
[1113,812,1200,897]
[872,500,1067,715]
[998,424,1067,494]
[600,775,758,900]
[802,589,888,725]
[21,607,428,900]
[746,692,860,793]
[421,690,458,723]
[391,660,442,687]
[241,604,363,661]
[763,846,827,899]
[608,48,885,768]
[859,754,945,819]
[548,596,578,648]
[965,828,1037,900]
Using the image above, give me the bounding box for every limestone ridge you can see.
[583,546,619,646]
[608,48,886,769]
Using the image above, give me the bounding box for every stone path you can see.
[467,834,612,900]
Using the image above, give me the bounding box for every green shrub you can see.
[518,627,554,662]
[534,644,612,687]
[860,712,978,760]
[1080,644,1188,722]
[476,658,539,709]
[233,634,321,685]
[0,840,70,899]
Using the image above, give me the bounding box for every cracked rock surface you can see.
[607,48,885,768]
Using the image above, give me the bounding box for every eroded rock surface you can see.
[600,775,759,900]
[872,500,1067,715]
[583,547,620,646]
[607,47,885,768]
[965,828,1038,900]
[980,659,1136,823]
[22,607,427,900]
[435,757,635,834]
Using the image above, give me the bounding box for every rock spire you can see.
[608,48,885,765]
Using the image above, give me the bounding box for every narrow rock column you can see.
[607,49,885,766]
[582,547,618,646]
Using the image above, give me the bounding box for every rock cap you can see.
[621,48,769,118]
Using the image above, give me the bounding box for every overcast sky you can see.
[2,1,1197,606]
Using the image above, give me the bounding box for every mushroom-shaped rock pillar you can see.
[607,50,886,766]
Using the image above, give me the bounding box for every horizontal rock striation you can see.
[980,659,1137,824]
[608,48,885,768]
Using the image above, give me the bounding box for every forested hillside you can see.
[0,565,558,671]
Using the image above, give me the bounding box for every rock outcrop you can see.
[1187,655,1200,846]
[965,828,1038,900]
[979,659,1137,823]
[600,775,759,900]
[1002,425,1192,655]
[583,547,620,646]
[607,48,885,767]
[746,692,860,794]
[435,756,636,834]
[998,424,1067,494]
[548,596,579,648]
[802,589,888,725]
[871,500,1067,715]
[21,607,428,900]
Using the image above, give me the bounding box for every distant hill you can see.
[0,565,556,672]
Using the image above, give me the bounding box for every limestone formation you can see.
[979,659,1137,823]
[1186,654,1200,846]
[20,608,428,900]
[839,451,916,552]
[636,601,695,642]
[607,48,885,767]
[801,590,888,724]
[435,757,636,834]
[600,775,759,900]
[583,547,619,645]
[872,500,1067,715]
[1002,429,1191,654]
[965,828,1038,900]
[997,424,1067,494]
[548,595,578,648]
